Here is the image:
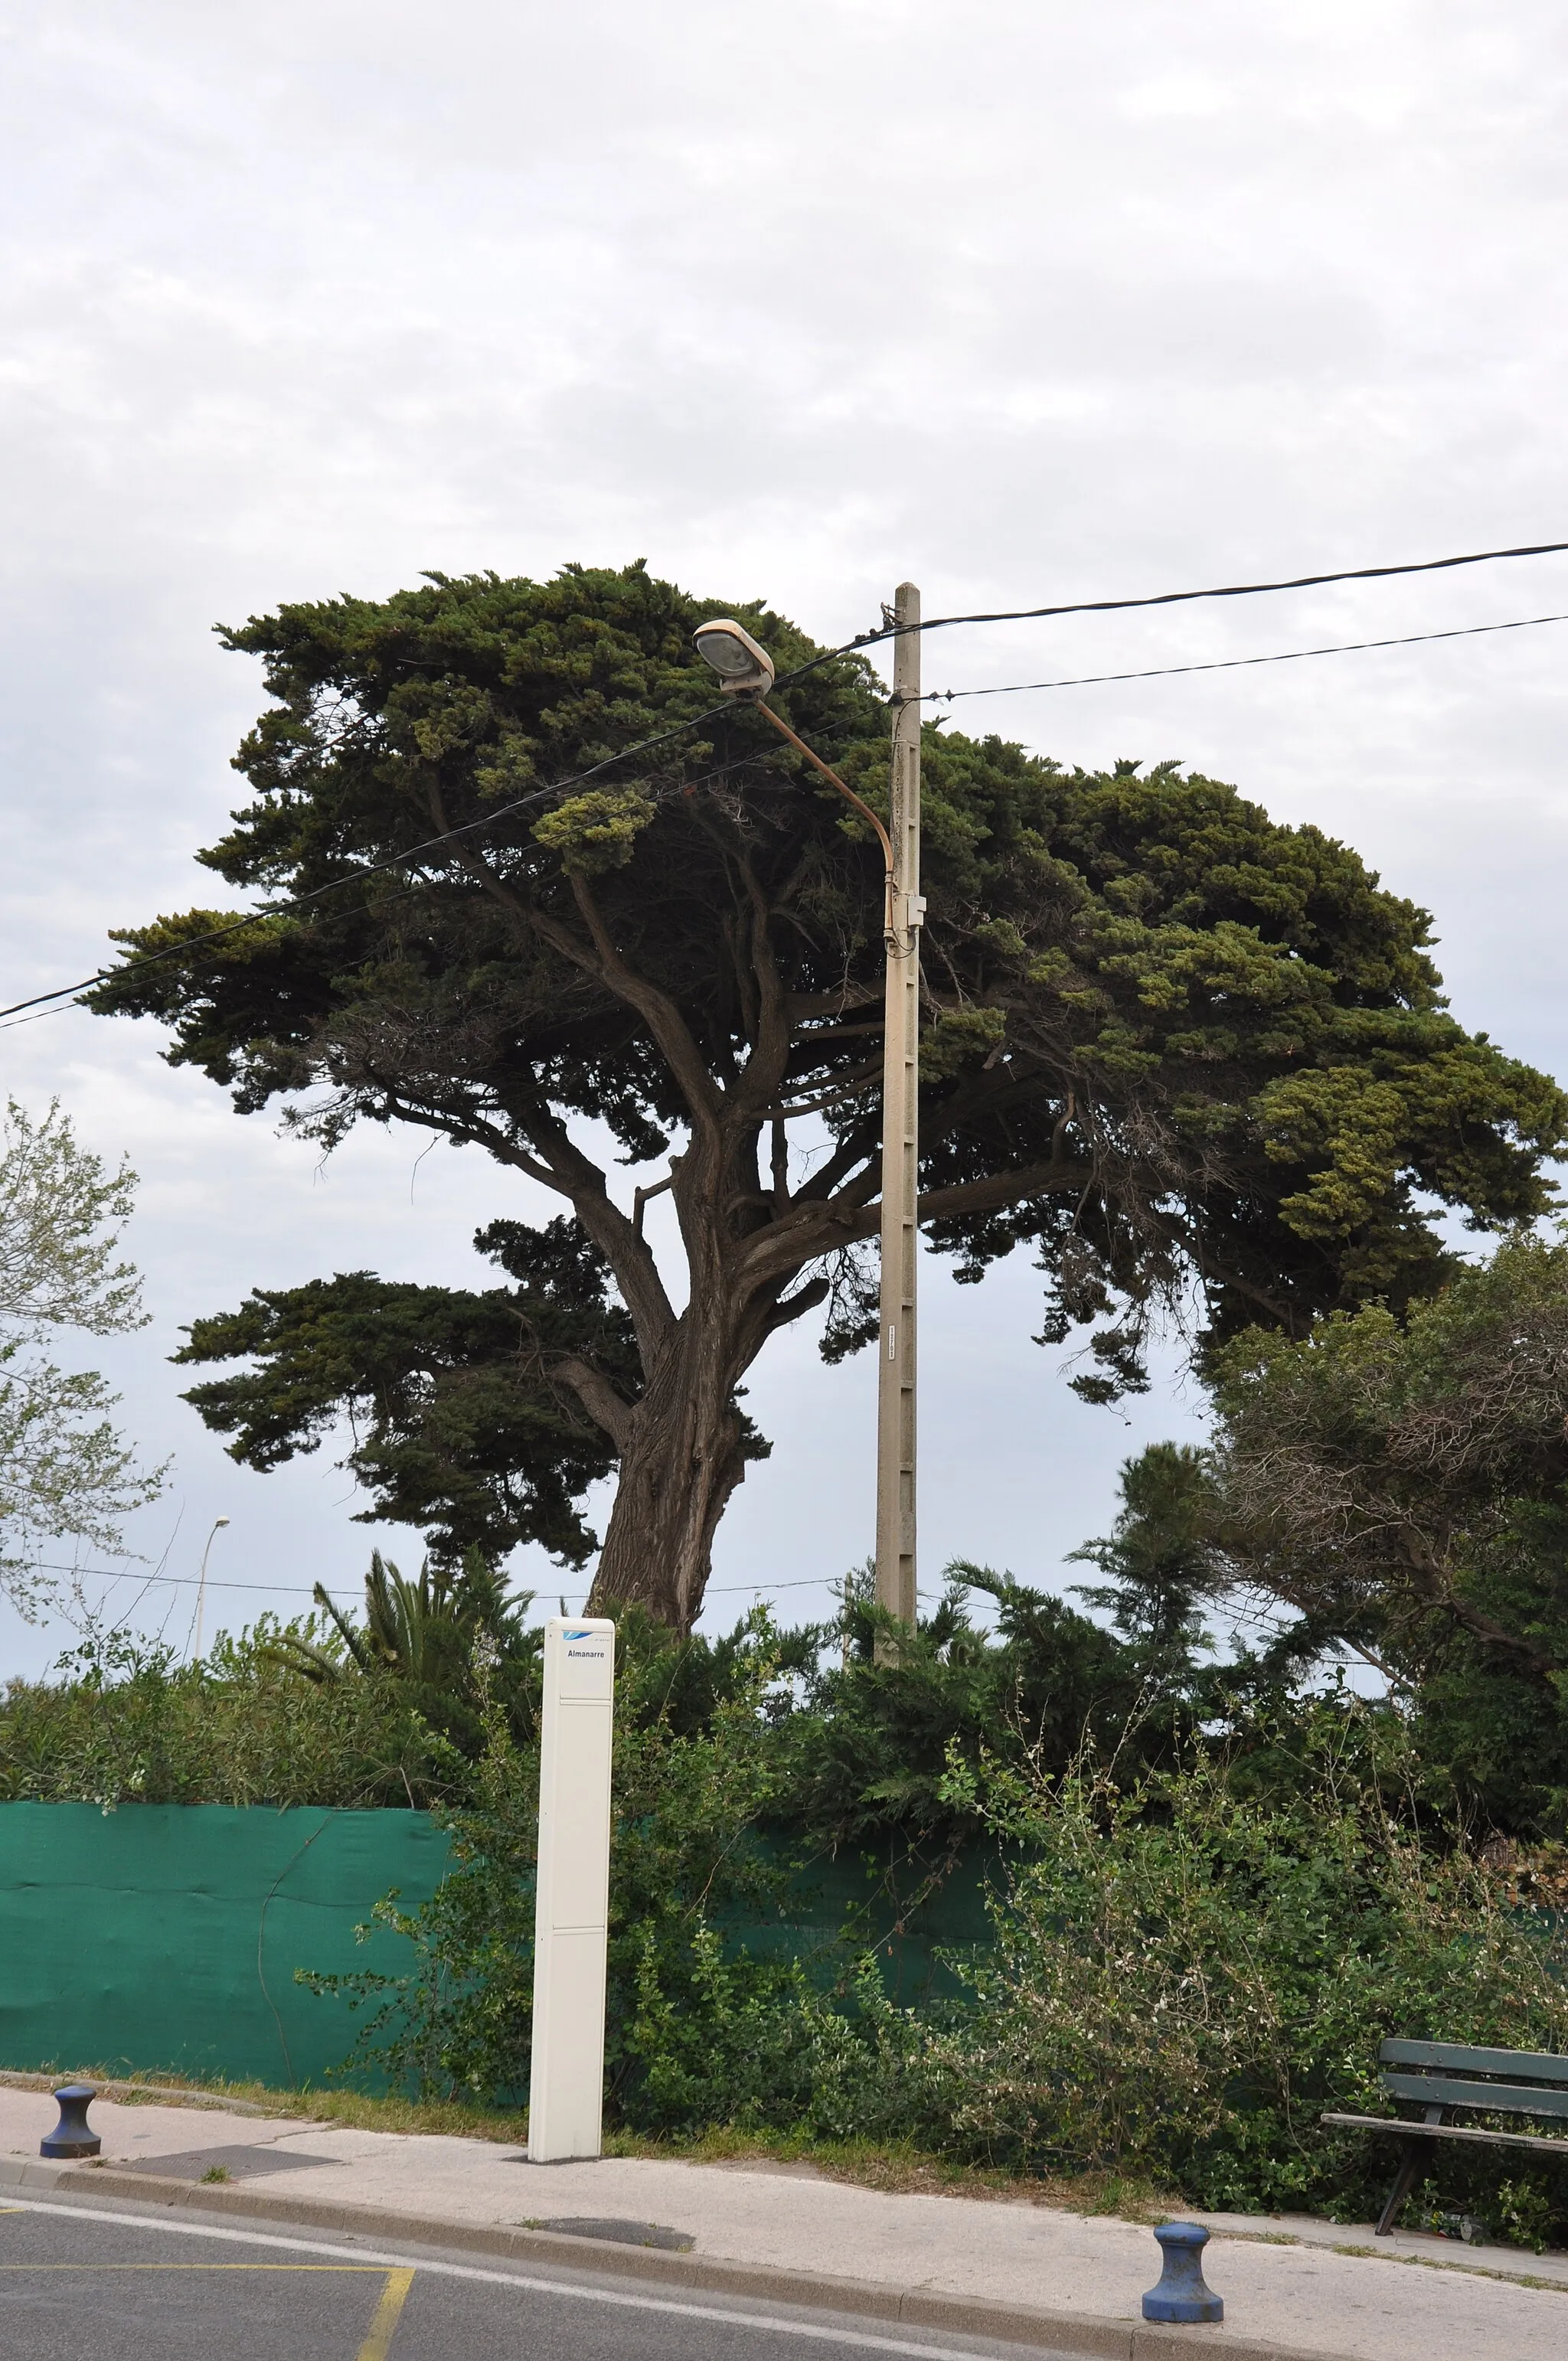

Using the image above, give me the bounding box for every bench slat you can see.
[1382,2071,1568,2119]
[1381,2039,1568,2084]
[1322,2112,1568,2157]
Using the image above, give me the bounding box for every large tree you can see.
[0,1099,166,1612]
[92,563,1566,1628]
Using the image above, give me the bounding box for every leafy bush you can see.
[321,1680,1568,2247]
[933,1715,1568,2229]
[0,1621,443,1807]
[13,1546,1568,2245]
[312,1611,803,2111]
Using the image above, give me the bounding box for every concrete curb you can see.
[0,2155,1357,2361]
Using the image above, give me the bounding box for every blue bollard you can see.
[1142,2220,1223,2323]
[41,2084,100,2160]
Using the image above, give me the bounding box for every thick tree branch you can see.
[785,989,882,1021]
[567,870,725,1138]
[761,1273,830,1337]
[427,773,722,1156]
[792,1119,880,1205]
[734,1152,1094,1295]
[898,1154,1096,1237]
[751,1061,882,1122]
[377,1091,675,1367]
[731,847,795,1121]
[506,1095,677,1363]
[552,1355,636,1453]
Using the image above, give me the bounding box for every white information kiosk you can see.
[528,1614,616,2162]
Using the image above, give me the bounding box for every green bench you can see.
[1324,2038,1568,2235]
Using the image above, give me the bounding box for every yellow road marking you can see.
[0,2262,386,2271]
[358,2265,415,2361]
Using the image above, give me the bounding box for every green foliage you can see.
[776,1570,1139,1849]
[0,1622,443,1807]
[926,1721,1568,2230]
[0,1543,553,1807]
[0,1099,166,1611]
[1068,1442,1216,1683]
[1207,1229,1568,1829]
[531,787,657,874]
[14,1547,1568,2243]
[85,563,1568,1619]
[312,1660,1568,2247]
[263,1546,544,1760]
[175,1219,636,1566]
[313,1609,799,2112]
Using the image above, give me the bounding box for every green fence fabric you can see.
[741,1837,1004,2005]
[0,1804,451,2088]
[0,1805,1007,2092]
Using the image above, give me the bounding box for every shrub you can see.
[327,1690,1568,2247]
[0,1621,442,1807]
[933,1713,1568,2225]
[312,1614,806,2114]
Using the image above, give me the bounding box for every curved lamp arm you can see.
[751,702,905,946]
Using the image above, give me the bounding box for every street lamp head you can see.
[213,1516,230,1530]
[693,619,775,698]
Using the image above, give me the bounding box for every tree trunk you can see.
[587,1304,756,1633]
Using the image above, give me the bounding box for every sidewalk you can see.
[2,2083,1565,2361]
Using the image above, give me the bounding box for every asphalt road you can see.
[0,2194,1063,2361]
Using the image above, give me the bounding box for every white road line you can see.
[0,2196,1023,2359]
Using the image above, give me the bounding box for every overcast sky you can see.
[2,1,1566,1674]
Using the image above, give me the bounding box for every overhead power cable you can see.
[835,535,1568,657]
[34,1561,321,1595]
[0,709,862,1039]
[5,532,1567,1027]
[0,727,849,1040]
[926,609,1568,703]
[0,701,733,1027]
[46,1559,867,1604]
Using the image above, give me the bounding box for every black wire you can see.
[826,535,1568,661]
[0,711,866,1035]
[8,531,1568,1026]
[30,1559,322,1595]
[42,1561,845,1599]
[926,609,1568,703]
[0,697,733,1026]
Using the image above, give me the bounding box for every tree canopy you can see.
[1205,1230,1568,1825]
[0,1098,165,1612]
[90,561,1568,1625]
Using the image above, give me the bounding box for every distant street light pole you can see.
[191,1515,230,1661]
[694,592,925,1630]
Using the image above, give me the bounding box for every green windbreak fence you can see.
[738,1836,1004,2007]
[0,1804,452,2088]
[0,1804,1006,2090]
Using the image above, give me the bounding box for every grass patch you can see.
[136,2077,532,2145]
[0,2067,1178,2216]
[605,2122,1178,2219]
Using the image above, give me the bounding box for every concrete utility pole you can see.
[691,599,925,1634]
[874,582,923,1628]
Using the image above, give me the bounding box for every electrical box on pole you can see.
[528,1614,615,2162]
